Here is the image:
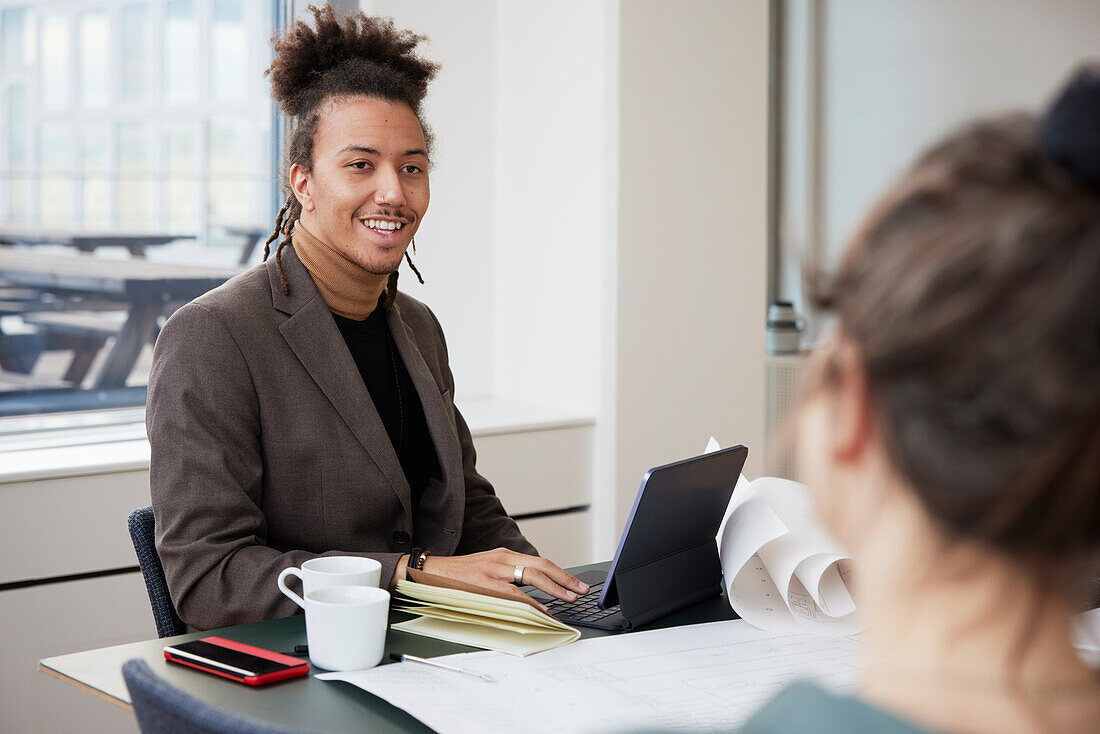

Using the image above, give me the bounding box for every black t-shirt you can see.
[332,306,440,516]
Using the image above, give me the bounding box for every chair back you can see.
[127,506,187,638]
[122,658,307,734]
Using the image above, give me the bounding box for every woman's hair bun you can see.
[266,4,438,119]
[1038,62,1100,191]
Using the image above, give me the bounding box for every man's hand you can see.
[421,549,589,613]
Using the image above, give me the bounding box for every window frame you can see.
[0,0,280,440]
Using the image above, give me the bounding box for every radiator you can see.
[763,351,809,480]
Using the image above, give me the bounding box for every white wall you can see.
[358,0,499,400]
[360,1,612,414]
[491,3,610,414]
[319,1,767,557]
[611,0,769,545]
[780,0,1100,312]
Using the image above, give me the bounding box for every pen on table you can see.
[389,653,496,683]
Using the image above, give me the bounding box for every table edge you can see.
[38,660,133,712]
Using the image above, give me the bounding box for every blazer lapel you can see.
[270,247,413,519]
[387,299,464,546]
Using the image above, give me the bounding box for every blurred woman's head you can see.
[799,66,1100,591]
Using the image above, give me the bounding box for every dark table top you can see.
[0,227,195,253]
[39,562,737,734]
[0,248,244,301]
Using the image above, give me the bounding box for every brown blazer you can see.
[146,245,536,630]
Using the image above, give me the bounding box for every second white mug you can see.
[303,585,391,671]
[277,556,382,609]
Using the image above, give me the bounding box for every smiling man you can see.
[146,6,586,630]
[291,101,428,280]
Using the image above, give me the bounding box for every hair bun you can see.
[1038,62,1100,190]
[267,4,437,119]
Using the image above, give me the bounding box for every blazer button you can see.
[393,530,410,545]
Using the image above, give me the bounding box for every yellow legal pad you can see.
[392,570,581,656]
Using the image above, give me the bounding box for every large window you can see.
[772,0,1100,343]
[0,0,274,419]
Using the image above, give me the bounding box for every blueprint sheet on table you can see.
[318,619,861,734]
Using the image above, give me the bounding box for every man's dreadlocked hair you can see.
[264,4,438,308]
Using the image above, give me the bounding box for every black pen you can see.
[389,653,496,682]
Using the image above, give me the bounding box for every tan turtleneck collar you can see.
[292,222,388,320]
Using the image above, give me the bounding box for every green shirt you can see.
[739,682,938,734]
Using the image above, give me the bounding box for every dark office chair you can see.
[127,506,187,638]
[122,659,309,734]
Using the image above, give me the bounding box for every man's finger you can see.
[531,557,589,594]
[503,552,589,595]
[495,551,536,582]
[520,568,577,603]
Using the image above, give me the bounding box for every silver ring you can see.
[513,565,525,585]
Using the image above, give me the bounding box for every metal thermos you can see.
[766,301,803,355]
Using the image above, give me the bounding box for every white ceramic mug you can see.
[304,585,391,671]
[277,556,382,609]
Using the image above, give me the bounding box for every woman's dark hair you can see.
[263,4,438,303]
[812,66,1100,569]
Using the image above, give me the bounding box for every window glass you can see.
[119,4,150,103]
[78,11,110,107]
[207,116,250,225]
[2,7,32,67]
[116,122,154,229]
[81,128,111,229]
[164,0,198,105]
[39,13,70,109]
[211,0,248,102]
[164,129,199,231]
[5,84,29,223]
[5,85,28,169]
[38,122,75,226]
[0,0,273,421]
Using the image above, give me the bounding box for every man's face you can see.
[293,96,430,275]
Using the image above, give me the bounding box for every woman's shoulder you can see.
[738,682,936,734]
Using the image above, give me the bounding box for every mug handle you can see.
[277,567,306,609]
